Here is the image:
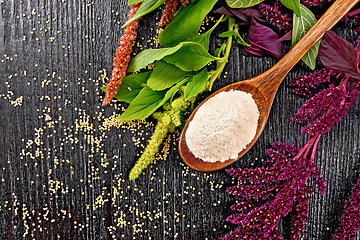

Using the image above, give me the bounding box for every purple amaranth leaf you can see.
[213,6,262,24]
[212,6,235,17]
[356,42,360,63]
[243,38,266,57]
[243,17,287,60]
[227,7,263,22]
[319,31,360,79]
[278,30,292,41]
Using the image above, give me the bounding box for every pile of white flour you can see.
[185,90,259,163]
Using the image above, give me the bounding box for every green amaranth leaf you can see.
[218,29,249,46]
[163,42,218,71]
[188,15,226,51]
[280,0,301,17]
[292,4,319,70]
[118,79,189,121]
[128,43,183,72]
[118,87,165,121]
[158,0,218,47]
[114,72,151,103]
[184,68,209,100]
[226,0,264,8]
[123,0,166,27]
[127,0,142,4]
[161,78,189,106]
[236,35,249,46]
[188,31,212,51]
[218,31,236,38]
[147,60,190,91]
[101,71,151,104]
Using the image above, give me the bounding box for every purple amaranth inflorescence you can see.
[102,3,141,106]
[301,0,335,8]
[331,178,360,240]
[292,77,360,136]
[258,1,292,32]
[222,141,325,240]
[289,68,335,98]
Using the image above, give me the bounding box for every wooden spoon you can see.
[179,0,360,172]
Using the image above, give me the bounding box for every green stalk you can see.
[208,16,235,90]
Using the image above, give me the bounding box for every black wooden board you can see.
[0,0,359,239]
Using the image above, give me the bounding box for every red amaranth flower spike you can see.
[102,3,141,106]
[224,141,325,240]
[301,0,335,8]
[331,178,360,240]
[289,68,335,98]
[290,186,312,239]
[292,77,360,136]
[258,1,292,32]
[158,0,180,28]
[179,0,190,8]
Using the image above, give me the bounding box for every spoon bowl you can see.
[179,80,268,171]
[179,0,360,172]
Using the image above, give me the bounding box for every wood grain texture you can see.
[0,0,359,240]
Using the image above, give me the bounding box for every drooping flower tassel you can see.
[330,178,360,240]
[102,3,141,106]
[158,0,180,28]
[179,0,190,8]
[258,1,292,32]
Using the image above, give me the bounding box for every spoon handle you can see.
[256,0,360,93]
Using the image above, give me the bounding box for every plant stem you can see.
[208,16,235,90]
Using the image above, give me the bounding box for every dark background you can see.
[0,0,359,239]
